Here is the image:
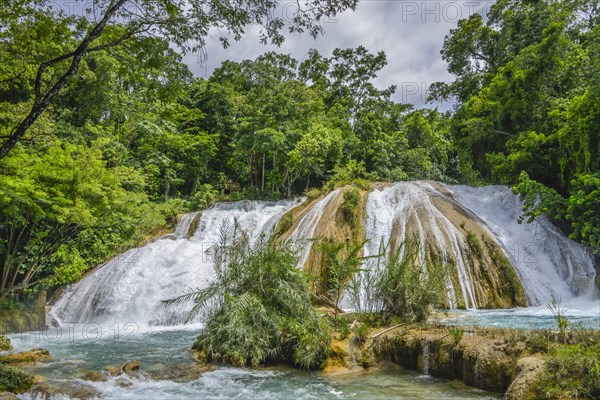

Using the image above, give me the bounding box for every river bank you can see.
[316,321,600,400]
[0,293,45,334]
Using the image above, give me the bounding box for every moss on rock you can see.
[0,348,52,367]
[0,337,11,352]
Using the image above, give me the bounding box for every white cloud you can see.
[182,0,483,109]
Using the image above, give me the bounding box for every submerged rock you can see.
[91,360,142,380]
[146,363,214,382]
[122,360,140,375]
[102,365,121,377]
[80,371,109,383]
[30,380,103,400]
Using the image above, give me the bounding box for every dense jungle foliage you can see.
[1,0,599,300]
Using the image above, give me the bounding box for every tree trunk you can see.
[261,152,266,191]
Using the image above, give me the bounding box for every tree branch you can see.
[0,0,129,160]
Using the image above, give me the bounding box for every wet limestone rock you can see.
[146,363,214,382]
[0,348,52,367]
[0,392,19,400]
[122,360,140,375]
[372,327,528,393]
[93,360,141,380]
[80,371,109,382]
[506,355,546,400]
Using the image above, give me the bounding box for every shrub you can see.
[305,188,322,201]
[275,212,294,237]
[349,239,446,322]
[317,238,364,316]
[350,322,370,346]
[0,365,34,393]
[547,298,570,342]
[341,187,361,228]
[165,221,330,369]
[449,327,464,344]
[466,231,483,258]
[188,184,218,210]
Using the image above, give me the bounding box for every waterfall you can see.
[450,185,597,305]
[173,212,200,239]
[49,200,299,328]
[359,182,597,310]
[360,182,477,310]
[422,340,430,375]
[50,182,597,327]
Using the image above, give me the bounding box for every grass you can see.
[466,231,483,258]
[535,341,600,399]
[341,187,361,228]
[348,238,447,323]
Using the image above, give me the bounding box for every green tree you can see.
[0,0,357,159]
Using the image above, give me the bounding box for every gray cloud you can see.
[183,1,490,109]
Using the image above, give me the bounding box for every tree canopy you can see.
[2,0,599,301]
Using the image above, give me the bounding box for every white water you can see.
[25,183,600,399]
[422,340,430,376]
[9,327,500,400]
[49,200,300,328]
[172,212,200,238]
[450,185,597,306]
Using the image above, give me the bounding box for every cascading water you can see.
[422,340,430,376]
[49,200,300,328]
[358,182,597,310]
[172,212,201,239]
[450,185,597,306]
[360,182,478,310]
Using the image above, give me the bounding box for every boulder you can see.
[80,371,109,382]
[102,365,121,376]
[506,355,546,400]
[122,360,140,375]
[146,363,214,382]
[0,348,51,367]
[0,337,11,352]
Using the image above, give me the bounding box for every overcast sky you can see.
[183,1,492,109]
